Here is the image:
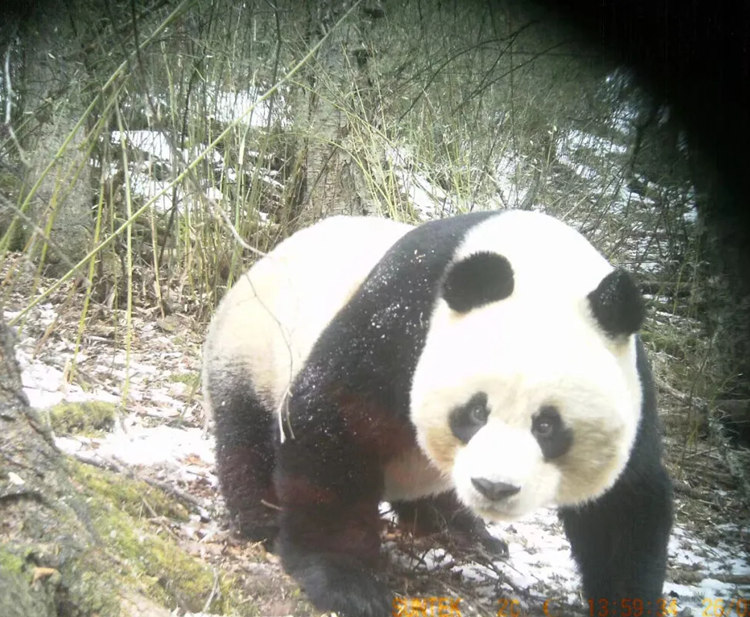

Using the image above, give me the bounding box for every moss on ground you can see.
[69,461,243,614]
[0,538,120,617]
[169,371,200,389]
[1,459,252,616]
[46,401,117,435]
[0,546,55,617]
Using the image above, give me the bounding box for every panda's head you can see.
[410,211,645,521]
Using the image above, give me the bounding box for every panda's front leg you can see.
[275,434,392,617]
[559,433,673,606]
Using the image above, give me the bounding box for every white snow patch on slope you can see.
[56,422,214,470]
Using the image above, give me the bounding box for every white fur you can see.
[411,210,642,521]
[452,423,557,520]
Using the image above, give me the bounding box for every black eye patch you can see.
[449,392,490,443]
[532,405,573,460]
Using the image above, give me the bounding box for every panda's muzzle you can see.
[471,477,521,501]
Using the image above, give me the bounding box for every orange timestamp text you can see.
[392,596,462,616]
[588,597,678,617]
[496,597,527,616]
[702,597,749,617]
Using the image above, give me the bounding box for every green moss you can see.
[0,543,111,617]
[72,463,188,526]
[70,462,242,614]
[61,555,120,617]
[46,401,116,436]
[0,547,26,574]
[1,445,255,614]
[0,555,48,617]
[169,372,200,389]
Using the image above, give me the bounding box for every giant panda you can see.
[202,210,673,617]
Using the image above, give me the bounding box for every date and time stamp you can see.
[392,596,749,617]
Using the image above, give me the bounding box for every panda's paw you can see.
[460,519,508,558]
[443,527,508,559]
[476,532,509,558]
[235,522,279,552]
[447,515,509,559]
[292,555,392,617]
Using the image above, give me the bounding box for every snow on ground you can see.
[5,297,750,616]
[385,146,454,220]
[56,424,214,475]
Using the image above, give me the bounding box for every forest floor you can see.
[3,259,749,617]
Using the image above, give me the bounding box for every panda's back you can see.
[202,216,412,417]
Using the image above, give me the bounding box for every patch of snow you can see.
[206,85,287,128]
[385,146,453,220]
[111,130,175,161]
[556,128,630,183]
[205,186,223,201]
[566,128,629,156]
[488,508,580,598]
[12,335,119,410]
[664,523,750,615]
[110,129,284,212]
[56,420,214,471]
[492,152,530,207]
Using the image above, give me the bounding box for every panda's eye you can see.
[532,405,573,460]
[532,415,555,438]
[469,403,489,424]
[449,392,489,444]
[532,406,560,437]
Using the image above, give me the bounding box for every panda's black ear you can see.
[587,268,645,338]
[441,252,514,313]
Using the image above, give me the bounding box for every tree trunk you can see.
[293,0,378,224]
[0,319,110,616]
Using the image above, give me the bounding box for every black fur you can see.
[449,391,490,443]
[559,339,673,605]
[207,367,279,546]
[588,268,645,338]
[532,406,573,460]
[441,251,514,313]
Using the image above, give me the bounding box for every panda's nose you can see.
[471,477,521,501]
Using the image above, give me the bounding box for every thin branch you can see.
[3,38,27,165]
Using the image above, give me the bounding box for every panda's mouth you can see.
[459,487,529,521]
[474,500,527,522]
